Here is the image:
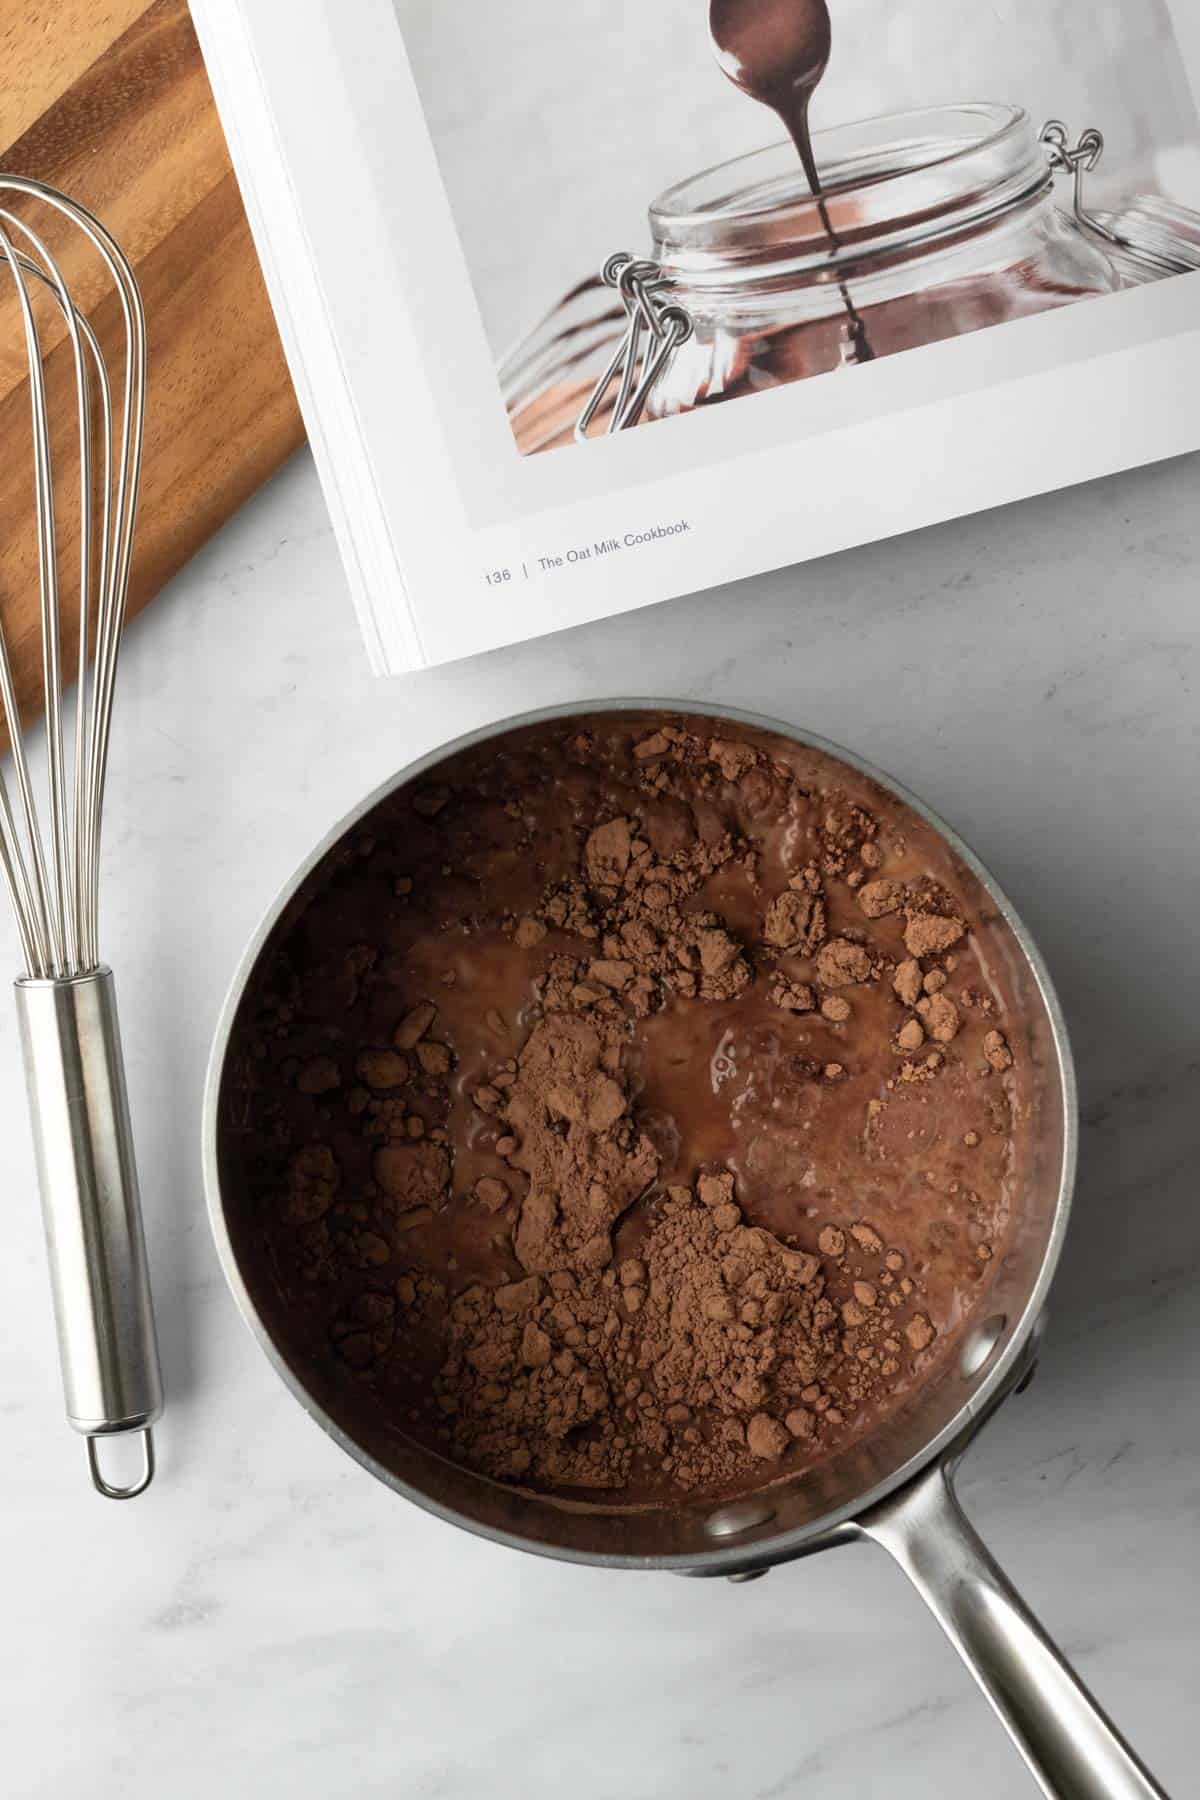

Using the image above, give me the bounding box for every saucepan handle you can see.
[852,1458,1167,1800]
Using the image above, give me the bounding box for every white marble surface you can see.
[1,449,1197,1799]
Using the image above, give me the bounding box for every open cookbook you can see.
[190,0,1200,673]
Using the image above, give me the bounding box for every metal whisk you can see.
[0,174,163,1497]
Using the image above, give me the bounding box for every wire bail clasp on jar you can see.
[1040,120,1106,233]
[575,254,693,441]
[1041,118,1194,277]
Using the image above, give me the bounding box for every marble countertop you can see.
[1,449,1196,1799]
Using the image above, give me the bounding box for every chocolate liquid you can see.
[220,715,1033,1507]
[709,0,875,361]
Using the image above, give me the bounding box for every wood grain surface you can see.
[0,0,304,725]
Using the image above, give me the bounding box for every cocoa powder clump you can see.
[892,959,923,1007]
[538,813,754,1014]
[764,886,826,954]
[436,1167,920,1493]
[502,1014,658,1274]
[816,938,872,988]
[857,878,902,919]
[917,993,961,1044]
[905,913,965,958]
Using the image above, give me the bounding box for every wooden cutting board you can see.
[0,0,304,724]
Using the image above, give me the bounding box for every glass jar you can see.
[646,104,1119,419]
[502,102,1200,455]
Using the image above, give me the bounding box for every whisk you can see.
[0,175,163,1497]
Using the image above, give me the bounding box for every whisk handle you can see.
[15,969,163,1496]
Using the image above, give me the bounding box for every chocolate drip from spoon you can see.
[709,0,874,362]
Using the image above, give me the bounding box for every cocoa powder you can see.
[222,713,1024,1505]
[432,1163,919,1491]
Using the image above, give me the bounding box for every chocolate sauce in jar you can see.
[709,0,874,362]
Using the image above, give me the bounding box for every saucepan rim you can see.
[201,698,1077,1571]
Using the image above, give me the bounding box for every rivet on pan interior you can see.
[704,1500,775,1539]
[960,1313,1008,1380]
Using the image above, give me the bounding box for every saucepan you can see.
[202,701,1165,1800]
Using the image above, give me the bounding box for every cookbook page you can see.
[206,0,1200,669]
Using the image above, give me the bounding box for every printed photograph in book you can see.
[395,0,1200,455]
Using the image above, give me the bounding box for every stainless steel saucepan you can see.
[203,702,1166,1800]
